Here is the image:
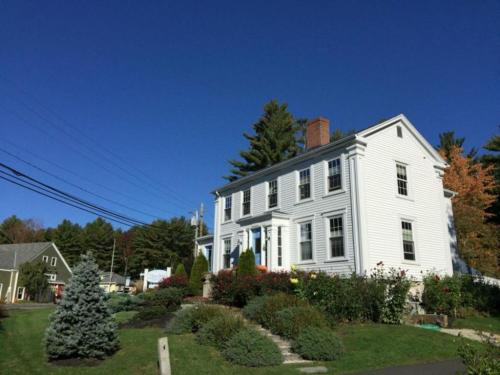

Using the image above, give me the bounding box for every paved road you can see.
[354,359,465,375]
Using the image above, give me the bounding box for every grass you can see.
[113,310,138,324]
[168,323,484,375]
[451,315,500,333]
[0,309,163,375]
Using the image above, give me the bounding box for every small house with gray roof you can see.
[0,242,72,303]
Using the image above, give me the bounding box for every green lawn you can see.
[451,315,500,334]
[0,309,163,375]
[169,323,483,375]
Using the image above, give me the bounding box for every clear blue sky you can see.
[0,1,498,231]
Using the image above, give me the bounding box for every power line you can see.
[0,75,197,209]
[0,145,168,219]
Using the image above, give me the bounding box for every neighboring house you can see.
[196,234,214,272]
[0,242,72,303]
[209,114,456,280]
[99,271,127,293]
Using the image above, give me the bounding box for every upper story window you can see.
[397,126,403,138]
[396,163,408,196]
[329,216,344,258]
[51,257,57,267]
[299,222,313,261]
[299,169,311,200]
[42,255,48,263]
[277,226,282,267]
[328,158,342,192]
[268,180,278,208]
[223,238,231,268]
[401,221,415,261]
[224,196,232,221]
[242,189,251,216]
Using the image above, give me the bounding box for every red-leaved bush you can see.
[159,274,189,290]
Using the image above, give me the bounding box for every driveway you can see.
[354,359,465,375]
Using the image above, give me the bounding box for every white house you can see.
[209,114,456,279]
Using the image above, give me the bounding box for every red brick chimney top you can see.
[306,117,330,149]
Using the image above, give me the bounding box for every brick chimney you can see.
[306,117,330,149]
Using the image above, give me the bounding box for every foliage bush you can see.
[272,306,329,339]
[296,267,411,323]
[175,263,187,277]
[242,295,270,321]
[196,313,245,349]
[459,275,500,315]
[292,326,344,361]
[159,274,189,295]
[257,293,306,329]
[166,304,227,334]
[222,328,283,367]
[45,253,119,360]
[256,271,293,295]
[165,308,195,334]
[237,249,257,277]
[142,287,183,312]
[458,335,500,375]
[18,261,50,302]
[189,253,209,295]
[107,293,140,313]
[133,306,168,321]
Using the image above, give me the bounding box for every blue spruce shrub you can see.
[45,253,119,360]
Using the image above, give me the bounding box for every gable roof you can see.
[100,271,126,285]
[0,242,52,269]
[213,114,446,194]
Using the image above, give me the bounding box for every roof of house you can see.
[0,242,53,270]
[212,114,447,194]
[99,271,126,285]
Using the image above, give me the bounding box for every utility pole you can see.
[108,238,116,293]
[191,203,204,258]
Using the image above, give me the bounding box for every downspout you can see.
[213,191,221,272]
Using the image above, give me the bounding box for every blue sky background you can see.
[0,0,498,230]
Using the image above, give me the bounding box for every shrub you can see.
[166,304,227,334]
[211,270,260,307]
[292,326,344,361]
[196,313,245,349]
[189,253,209,295]
[257,293,305,329]
[107,293,140,313]
[242,295,270,321]
[422,274,461,317]
[237,249,257,277]
[165,308,196,334]
[143,287,183,312]
[133,306,168,321]
[460,275,500,314]
[175,263,187,277]
[257,271,293,295]
[45,253,119,360]
[222,328,283,367]
[159,274,189,295]
[458,335,500,375]
[272,306,329,339]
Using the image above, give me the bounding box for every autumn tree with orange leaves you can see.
[440,145,499,276]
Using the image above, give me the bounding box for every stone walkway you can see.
[439,327,499,345]
[252,324,310,364]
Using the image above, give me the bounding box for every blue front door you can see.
[251,228,262,265]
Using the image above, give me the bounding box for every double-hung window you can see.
[396,163,408,196]
[277,226,282,267]
[223,238,231,268]
[299,169,311,200]
[328,158,342,192]
[42,255,48,263]
[401,221,415,261]
[224,196,232,221]
[268,180,278,209]
[329,216,344,258]
[299,222,313,261]
[50,257,57,266]
[242,189,251,216]
[17,287,25,300]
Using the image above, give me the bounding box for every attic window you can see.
[397,126,403,138]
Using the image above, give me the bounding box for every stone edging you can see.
[158,337,171,375]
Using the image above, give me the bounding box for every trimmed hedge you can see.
[175,263,187,277]
[189,253,209,295]
[196,313,245,349]
[237,249,257,277]
[292,326,344,361]
[242,295,270,321]
[159,274,189,295]
[107,293,140,313]
[166,304,227,334]
[143,287,183,312]
[272,306,329,339]
[222,328,283,367]
[257,293,306,330]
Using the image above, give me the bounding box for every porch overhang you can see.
[236,210,290,226]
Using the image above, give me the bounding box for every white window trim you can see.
[0,283,3,298]
[296,216,315,264]
[223,194,233,223]
[45,273,57,282]
[222,237,232,269]
[50,257,57,267]
[17,287,25,301]
[395,160,414,201]
[266,178,280,211]
[399,215,419,265]
[323,155,346,197]
[296,167,314,204]
[42,255,48,263]
[324,211,349,262]
[241,188,252,218]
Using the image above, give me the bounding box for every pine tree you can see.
[237,249,257,276]
[225,100,306,181]
[45,253,119,360]
[175,263,187,277]
[51,219,83,266]
[481,134,500,224]
[189,253,208,295]
[81,218,114,271]
[438,131,478,161]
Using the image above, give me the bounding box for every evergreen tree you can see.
[82,218,114,271]
[45,253,119,360]
[0,215,45,244]
[237,249,257,276]
[225,100,306,181]
[189,253,208,295]
[438,131,478,161]
[175,263,187,277]
[481,134,500,224]
[51,219,83,266]
[19,261,50,302]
